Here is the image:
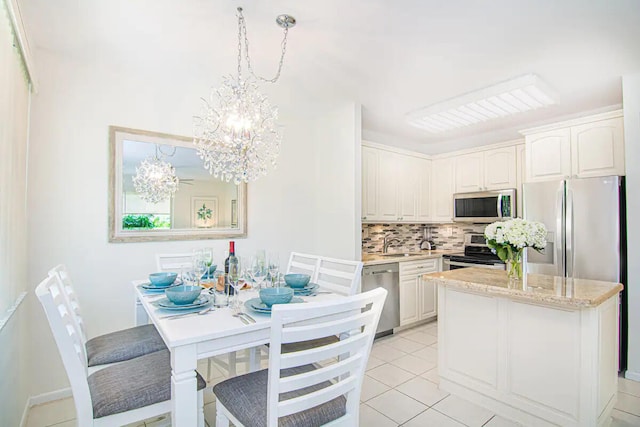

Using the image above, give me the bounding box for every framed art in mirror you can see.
[108,126,247,242]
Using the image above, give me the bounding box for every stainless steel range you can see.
[443,233,506,270]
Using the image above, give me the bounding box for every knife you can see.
[239,312,256,323]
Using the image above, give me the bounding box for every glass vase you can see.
[506,248,524,283]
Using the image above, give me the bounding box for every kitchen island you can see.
[422,268,623,427]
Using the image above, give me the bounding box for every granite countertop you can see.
[362,250,459,266]
[422,268,623,308]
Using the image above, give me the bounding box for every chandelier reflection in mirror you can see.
[132,145,179,204]
[193,7,296,184]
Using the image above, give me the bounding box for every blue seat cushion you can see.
[88,349,206,418]
[85,324,166,367]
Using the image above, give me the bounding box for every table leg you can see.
[171,345,199,427]
[249,347,260,371]
[135,297,149,325]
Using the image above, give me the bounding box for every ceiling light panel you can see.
[406,74,556,133]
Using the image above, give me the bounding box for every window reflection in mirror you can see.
[109,126,246,242]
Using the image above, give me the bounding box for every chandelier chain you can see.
[237,8,289,84]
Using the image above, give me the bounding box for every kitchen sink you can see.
[381,253,413,257]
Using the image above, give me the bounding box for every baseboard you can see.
[624,370,640,381]
[29,387,72,406]
[19,387,73,426]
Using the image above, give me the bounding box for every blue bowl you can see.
[284,273,311,289]
[165,285,202,305]
[149,272,178,287]
[259,287,294,307]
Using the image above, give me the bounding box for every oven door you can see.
[443,258,506,270]
[453,189,516,223]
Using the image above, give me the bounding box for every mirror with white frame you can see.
[109,126,247,242]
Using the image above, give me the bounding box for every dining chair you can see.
[155,252,193,273]
[315,256,363,296]
[213,287,387,427]
[275,256,364,355]
[285,252,321,281]
[36,274,206,427]
[48,265,167,373]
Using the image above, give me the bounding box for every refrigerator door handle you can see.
[497,194,503,218]
[556,187,565,277]
[566,188,574,278]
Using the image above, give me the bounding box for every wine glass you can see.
[202,248,214,280]
[192,250,207,287]
[267,252,280,287]
[249,256,267,290]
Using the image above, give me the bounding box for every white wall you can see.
[623,73,640,380]
[26,49,361,396]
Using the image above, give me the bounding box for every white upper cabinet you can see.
[431,157,454,222]
[484,146,517,190]
[361,143,432,223]
[515,144,526,217]
[571,117,624,178]
[523,111,624,182]
[525,128,572,182]
[455,152,484,193]
[417,158,432,221]
[361,146,379,221]
[455,146,517,193]
[377,151,399,220]
[362,140,521,224]
[397,154,419,221]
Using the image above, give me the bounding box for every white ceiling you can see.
[18,0,640,154]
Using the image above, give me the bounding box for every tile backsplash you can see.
[362,223,487,254]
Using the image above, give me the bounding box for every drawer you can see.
[400,259,439,277]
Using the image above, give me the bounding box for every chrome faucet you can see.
[383,234,402,253]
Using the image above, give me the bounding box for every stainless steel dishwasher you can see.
[362,262,399,338]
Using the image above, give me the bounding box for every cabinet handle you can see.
[363,216,367,220]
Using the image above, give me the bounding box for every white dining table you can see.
[133,281,341,426]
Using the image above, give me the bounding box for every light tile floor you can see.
[25,320,640,426]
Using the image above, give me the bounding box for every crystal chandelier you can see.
[193,7,296,184]
[132,146,180,204]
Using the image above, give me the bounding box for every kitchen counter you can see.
[362,250,458,266]
[428,268,622,426]
[422,267,623,308]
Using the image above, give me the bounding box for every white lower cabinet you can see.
[399,258,440,326]
[438,286,619,427]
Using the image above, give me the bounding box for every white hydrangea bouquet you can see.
[485,218,547,281]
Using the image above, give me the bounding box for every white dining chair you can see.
[315,256,363,296]
[155,252,193,273]
[285,252,321,281]
[36,274,206,427]
[48,265,167,373]
[213,287,387,427]
[277,255,364,355]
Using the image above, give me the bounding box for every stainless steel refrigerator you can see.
[523,176,627,369]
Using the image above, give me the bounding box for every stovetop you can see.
[443,245,504,264]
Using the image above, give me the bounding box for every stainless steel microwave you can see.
[453,189,516,223]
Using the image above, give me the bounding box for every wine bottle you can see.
[225,241,237,296]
